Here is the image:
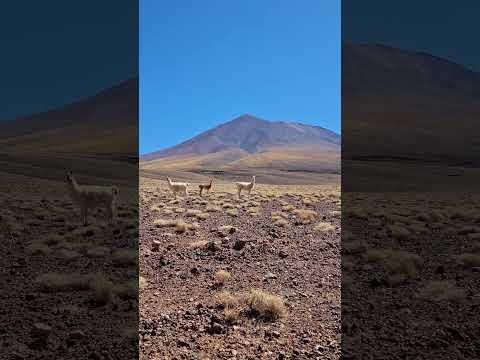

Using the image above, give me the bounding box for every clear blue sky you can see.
[140,0,340,154]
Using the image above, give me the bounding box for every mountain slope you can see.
[0,78,138,155]
[142,114,339,161]
[141,115,340,184]
[342,42,480,165]
[0,79,138,184]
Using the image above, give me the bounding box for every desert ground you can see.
[139,176,341,359]
[0,171,138,359]
[342,192,480,359]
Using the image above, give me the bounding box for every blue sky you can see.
[140,0,340,154]
[343,1,480,72]
[0,1,137,121]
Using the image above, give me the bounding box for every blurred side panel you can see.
[342,1,480,358]
[0,1,139,359]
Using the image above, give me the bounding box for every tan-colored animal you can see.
[65,171,118,225]
[198,179,213,197]
[235,176,256,198]
[167,177,189,198]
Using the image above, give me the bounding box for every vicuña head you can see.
[65,170,76,186]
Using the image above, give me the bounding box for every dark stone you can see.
[233,239,246,250]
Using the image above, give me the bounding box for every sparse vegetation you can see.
[112,249,138,266]
[241,289,287,321]
[214,270,231,285]
[417,280,465,302]
[91,275,114,305]
[314,222,336,233]
[293,209,317,224]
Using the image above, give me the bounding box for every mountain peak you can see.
[229,114,264,122]
[142,115,339,161]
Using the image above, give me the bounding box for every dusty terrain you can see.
[342,192,480,359]
[0,171,138,359]
[139,177,341,359]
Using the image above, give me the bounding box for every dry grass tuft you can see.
[185,209,202,217]
[139,276,147,290]
[388,224,412,241]
[90,275,114,305]
[190,239,221,251]
[293,209,317,224]
[365,248,422,277]
[281,204,296,213]
[206,204,221,212]
[56,249,82,260]
[247,207,262,216]
[224,308,240,324]
[343,240,367,255]
[226,209,238,217]
[150,204,164,212]
[417,280,465,302]
[216,291,238,309]
[27,243,52,256]
[154,219,175,228]
[214,270,231,285]
[40,234,63,246]
[273,218,289,227]
[314,222,336,234]
[271,211,288,219]
[112,249,138,266]
[114,280,138,300]
[219,225,236,234]
[457,253,480,267]
[35,273,91,292]
[241,289,287,321]
[195,212,209,221]
[86,246,111,258]
[190,240,209,249]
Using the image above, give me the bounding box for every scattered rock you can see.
[233,239,246,251]
[151,240,161,252]
[32,323,51,338]
[177,338,190,348]
[67,330,85,346]
[264,272,277,280]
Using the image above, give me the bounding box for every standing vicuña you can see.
[198,179,213,197]
[235,176,256,198]
[65,171,118,225]
[167,177,189,198]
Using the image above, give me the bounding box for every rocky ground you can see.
[139,178,341,359]
[342,192,480,359]
[0,171,138,360]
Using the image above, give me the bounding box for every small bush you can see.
[293,209,317,224]
[314,222,336,234]
[153,219,175,228]
[417,280,465,302]
[241,289,287,321]
[27,243,52,256]
[35,273,91,292]
[214,270,231,285]
[90,276,114,305]
[112,249,138,266]
[216,291,238,309]
[457,253,480,267]
[226,209,238,217]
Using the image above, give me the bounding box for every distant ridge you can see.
[343,42,480,182]
[0,78,138,139]
[140,114,340,184]
[142,114,339,161]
